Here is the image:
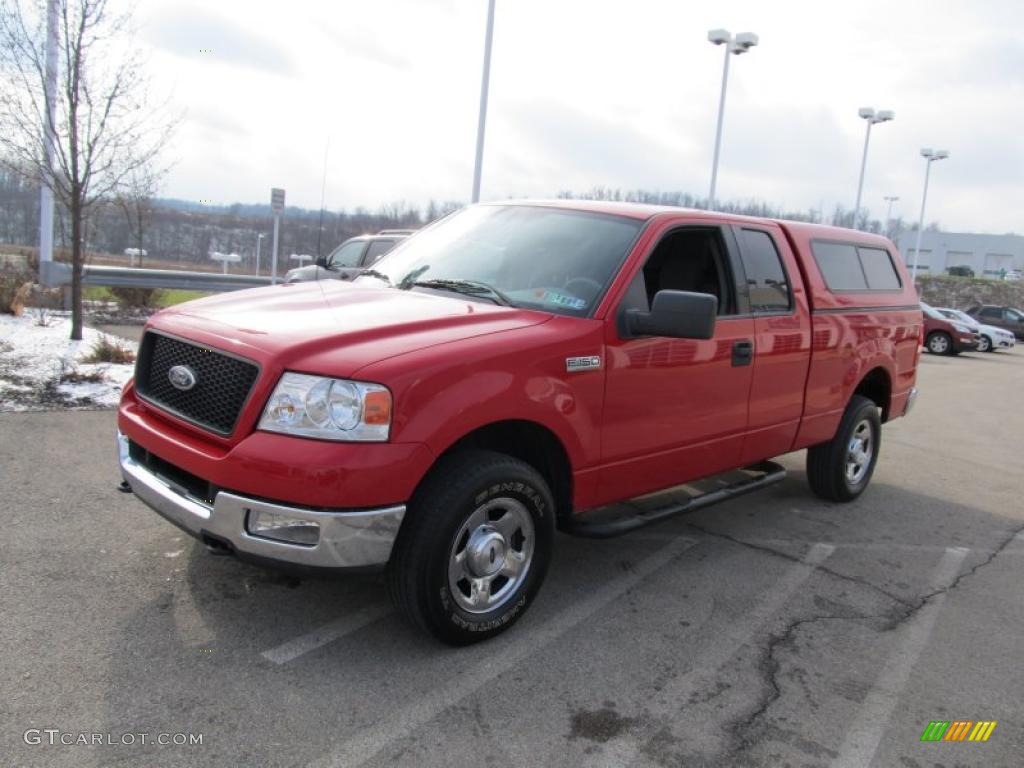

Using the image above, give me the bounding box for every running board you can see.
[561,461,787,539]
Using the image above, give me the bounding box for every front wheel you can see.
[387,450,555,645]
[978,335,992,353]
[926,331,952,355]
[806,395,881,502]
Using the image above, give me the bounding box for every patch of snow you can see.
[0,312,137,412]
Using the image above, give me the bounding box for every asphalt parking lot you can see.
[2,348,1023,768]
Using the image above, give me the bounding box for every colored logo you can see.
[920,720,996,742]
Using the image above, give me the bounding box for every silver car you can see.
[934,307,1016,352]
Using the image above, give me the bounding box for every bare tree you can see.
[0,0,176,339]
[114,166,161,267]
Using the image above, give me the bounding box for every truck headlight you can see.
[259,373,391,441]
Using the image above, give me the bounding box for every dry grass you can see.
[82,335,136,364]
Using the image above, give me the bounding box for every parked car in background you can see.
[285,230,416,283]
[921,302,979,355]
[1003,269,1022,282]
[934,307,1015,352]
[965,305,1024,340]
[946,265,975,278]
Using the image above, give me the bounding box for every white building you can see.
[897,231,1024,278]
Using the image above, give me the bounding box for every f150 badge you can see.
[566,356,601,372]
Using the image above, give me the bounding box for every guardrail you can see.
[41,262,274,292]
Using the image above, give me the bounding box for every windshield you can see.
[354,205,644,316]
[937,309,974,325]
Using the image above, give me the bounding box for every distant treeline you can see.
[0,171,921,267]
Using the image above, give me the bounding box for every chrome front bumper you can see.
[117,431,405,568]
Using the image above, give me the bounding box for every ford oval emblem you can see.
[168,365,197,391]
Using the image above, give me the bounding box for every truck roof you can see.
[492,199,894,248]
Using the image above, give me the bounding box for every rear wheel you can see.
[926,331,952,355]
[978,335,992,353]
[807,395,881,502]
[387,450,554,645]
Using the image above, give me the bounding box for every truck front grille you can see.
[135,332,260,436]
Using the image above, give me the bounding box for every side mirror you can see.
[315,256,328,269]
[624,290,717,339]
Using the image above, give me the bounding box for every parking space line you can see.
[833,546,969,768]
[308,535,699,768]
[629,531,1011,557]
[261,604,392,665]
[587,542,836,768]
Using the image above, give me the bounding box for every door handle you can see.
[732,340,754,367]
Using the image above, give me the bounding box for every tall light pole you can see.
[884,195,899,224]
[38,0,59,285]
[883,195,899,239]
[852,107,894,228]
[910,149,950,282]
[471,0,497,204]
[707,28,758,210]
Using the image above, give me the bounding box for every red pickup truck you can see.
[118,201,922,644]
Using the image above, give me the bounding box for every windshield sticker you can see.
[536,290,588,310]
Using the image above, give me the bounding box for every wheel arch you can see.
[853,366,893,422]
[414,419,574,525]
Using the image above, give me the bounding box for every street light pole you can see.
[255,233,264,276]
[910,149,950,282]
[708,42,731,210]
[38,0,59,285]
[471,0,497,204]
[707,29,758,210]
[884,195,899,224]
[853,107,894,228]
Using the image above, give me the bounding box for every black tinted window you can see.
[739,229,791,312]
[857,247,901,290]
[980,308,1000,318]
[812,242,867,290]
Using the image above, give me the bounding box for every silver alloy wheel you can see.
[929,334,949,354]
[845,419,874,485]
[978,335,991,352]
[448,497,535,614]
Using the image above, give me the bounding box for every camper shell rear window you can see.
[811,240,902,292]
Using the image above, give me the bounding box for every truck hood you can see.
[147,279,552,377]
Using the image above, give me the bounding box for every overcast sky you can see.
[128,0,1022,233]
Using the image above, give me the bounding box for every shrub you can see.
[108,286,161,307]
[59,368,106,384]
[0,259,34,315]
[82,335,136,364]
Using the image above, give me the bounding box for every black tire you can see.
[978,335,993,353]
[926,331,953,355]
[387,450,555,645]
[806,395,881,502]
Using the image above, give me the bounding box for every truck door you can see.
[731,225,812,464]
[598,223,754,503]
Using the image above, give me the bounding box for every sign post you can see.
[271,188,285,284]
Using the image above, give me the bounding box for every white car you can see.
[1004,269,1022,282]
[935,307,1016,352]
